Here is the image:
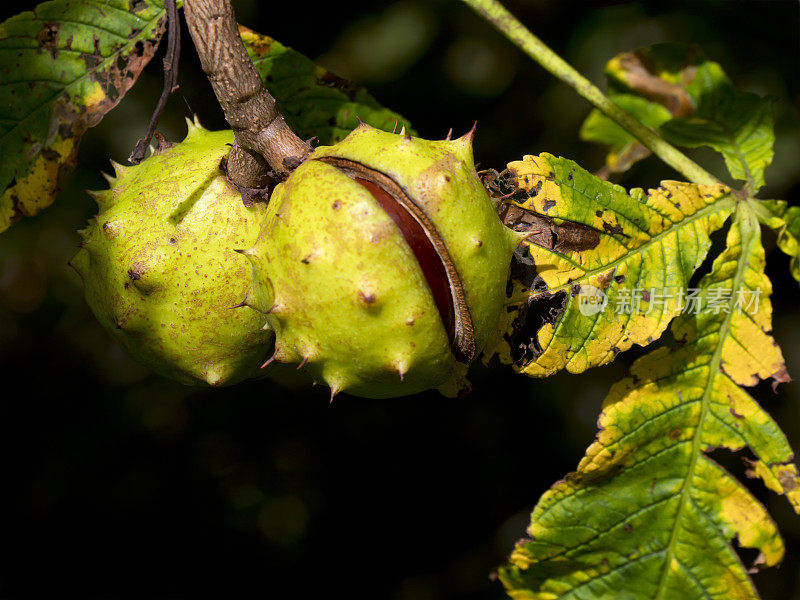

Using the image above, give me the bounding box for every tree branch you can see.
[183,0,311,189]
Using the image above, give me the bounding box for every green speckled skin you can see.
[247,124,522,398]
[71,121,273,386]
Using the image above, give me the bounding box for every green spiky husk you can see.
[246,124,522,398]
[71,120,273,386]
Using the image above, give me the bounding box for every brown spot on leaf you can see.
[596,268,615,290]
[778,469,798,492]
[771,365,792,392]
[40,148,60,161]
[602,221,625,236]
[317,70,360,102]
[81,35,103,70]
[36,22,60,59]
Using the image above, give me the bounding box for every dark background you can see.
[1,0,799,598]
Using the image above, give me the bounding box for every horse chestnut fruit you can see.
[71,120,272,386]
[241,124,522,398]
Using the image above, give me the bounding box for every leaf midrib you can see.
[652,204,756,600]
[534,194,734,296]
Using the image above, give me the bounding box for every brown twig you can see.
[129,0,180,165]
[183,0,312,189]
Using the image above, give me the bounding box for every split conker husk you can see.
[241,124,523,398]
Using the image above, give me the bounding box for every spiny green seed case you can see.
[71,119,272,387]
[240,124,522,398]
[74,121,522,398]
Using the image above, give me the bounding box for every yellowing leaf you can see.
[486,153,733,377]
[0,0,169,233]
[500,206,798,600]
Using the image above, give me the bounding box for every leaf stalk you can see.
[130,0,181,164]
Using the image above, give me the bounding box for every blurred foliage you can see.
[240,27,414,144]
[1,1,799,599]
[581,44,776,190]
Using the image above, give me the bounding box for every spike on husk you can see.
[109,160,130,179]
[184,115,207,141]
[449,123,477,163]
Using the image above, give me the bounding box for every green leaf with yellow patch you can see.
[757,199,800,284]
[485,153,733,377]
[240,26,413,146]
[0,0,169,233]
[582,44,775,192]
[500,206,798,600]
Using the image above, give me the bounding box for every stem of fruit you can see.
[461,0,719,187]
[130,0,180,165]
[183,0,311,189]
